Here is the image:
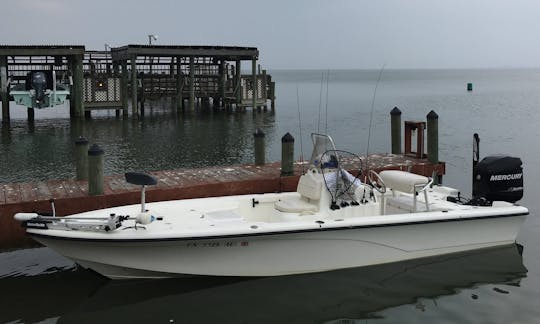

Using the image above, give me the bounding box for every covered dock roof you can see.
[0,45,85,56]
[110,45,258,60]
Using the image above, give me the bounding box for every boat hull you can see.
[30,213,526,279]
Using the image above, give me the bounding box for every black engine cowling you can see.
[25,71,53,102]
[473,155,523,203]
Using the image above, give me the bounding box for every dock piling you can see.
[27,108,35,124]
[121,60,129,116]
[130,55,137,115]
[0,55,10,124]
[219,60,225,107]
[427,110,439,164]
[252,57,257,110]
[88,144,104,195]
[175,57,183,111]
[390,107,402,154]
[281,133,295,176]
[189,56,195,110]
[254,128,265,165]
[235,60,241,106]
[75,136,89,180]
[71,54,84,118]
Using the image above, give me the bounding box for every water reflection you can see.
[0,244,526,324]
[0,107,276,183]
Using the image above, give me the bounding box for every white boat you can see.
[14,134,527,279]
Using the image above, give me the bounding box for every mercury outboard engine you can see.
[25,71,53,103]
[31,72,48,102]
[473,155,523,203]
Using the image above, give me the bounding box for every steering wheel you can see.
[368,170,386,194]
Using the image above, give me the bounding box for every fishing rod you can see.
[364,64,386,178]
[296,84,305,173]
[317,72,324,133]
[325,69,330,135]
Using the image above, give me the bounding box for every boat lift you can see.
[9,70,71,109]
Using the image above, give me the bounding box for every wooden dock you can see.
[0,44,275,124]
[0,154,444,249]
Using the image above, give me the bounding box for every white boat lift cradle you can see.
[14,134,528,279]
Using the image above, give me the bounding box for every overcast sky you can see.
[2,0,540,69]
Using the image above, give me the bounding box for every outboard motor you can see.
[30,72,48,102]
[473,155,523,203]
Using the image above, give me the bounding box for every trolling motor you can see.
[14,173,158,232]
[471,134,524,205]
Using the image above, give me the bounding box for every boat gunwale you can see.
[27,211,529,243]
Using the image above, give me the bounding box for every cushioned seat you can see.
[379,170,429,193]
[274,172,322,213]
[378,170,432,212]
[275,198,318,213]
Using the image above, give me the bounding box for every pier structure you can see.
[0,44,275,123]
[110,45,274,115]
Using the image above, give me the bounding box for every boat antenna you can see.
[317,71,325,132]
[296,85,305,173]
[364,64,386,176]
[325,69,330,134]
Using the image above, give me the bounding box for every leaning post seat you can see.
[275,171,322,213]
[125,172,158,213]
[379,170,431,211]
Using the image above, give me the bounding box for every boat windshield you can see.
[309,133,337,168]
[309,133,363,205]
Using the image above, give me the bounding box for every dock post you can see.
[121,60,128,116]
[427,110,439,163]
[189,56,195,110]
[270,81,275,111]
[219,60,225,107]
[27,108,35,123]
[88,144,104,196]
[262,70,268,107]
[71,54,84,118]
[254,128,265,165]
[130,55,138,115]
[67,58,75,117]
[252,57,257,110]
[390,107,402,154]
[75,136,89,180]
[235,60,241,107]
[281,133,295,176]
[0,55,9,125]
[176,56,183,111]
[139,73,145,116]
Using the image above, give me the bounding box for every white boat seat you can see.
[275,198,318,213]
[297,172,322,200]
[378,170,432,212]
[379,170,429,193]
[274,172,322,213]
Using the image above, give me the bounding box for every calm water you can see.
[1,68,540,323]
